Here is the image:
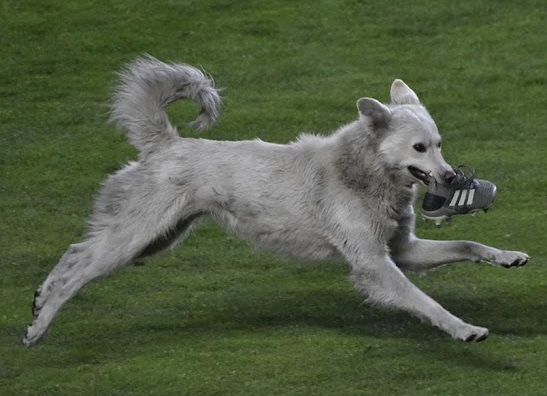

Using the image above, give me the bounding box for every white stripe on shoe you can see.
[457,190,468,206]
[449,188,475,207]
[467,189,475,205]
[449,190,461,207]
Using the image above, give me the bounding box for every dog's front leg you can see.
[391,237,529,272]
[334,233,489,341]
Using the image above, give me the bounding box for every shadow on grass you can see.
[32,284,544,369]
[11,254,543,375]
[122,279,546,335]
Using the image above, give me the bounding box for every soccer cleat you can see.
[420,166,497,226]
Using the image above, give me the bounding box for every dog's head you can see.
[357,80,455,186]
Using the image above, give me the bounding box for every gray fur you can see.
[109,54,221,158]
[23,56,528,347]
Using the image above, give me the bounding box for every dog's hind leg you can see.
[134,212,203,260]
[31,242,88,319]
[23,205,202,347]
[23,232,139,347]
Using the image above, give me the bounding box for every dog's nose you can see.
[444,169,457,184]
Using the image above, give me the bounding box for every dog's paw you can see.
[22,321,48,348]
[454,324,489,342]
[22,324,38,348]
[494,250,529,268]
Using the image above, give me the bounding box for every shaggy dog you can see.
[23,56,528,346]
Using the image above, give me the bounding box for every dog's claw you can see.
[22,328,31,347]
[475,333,488,342]
[464,331,489,342]
[502,255,529,268]
[513,258,528,267]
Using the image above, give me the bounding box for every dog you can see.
[23,56,529,346]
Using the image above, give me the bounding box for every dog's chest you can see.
[362,185,415,239]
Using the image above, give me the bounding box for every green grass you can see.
[1,0,546,394]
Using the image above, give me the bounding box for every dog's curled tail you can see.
[110,55,221,155]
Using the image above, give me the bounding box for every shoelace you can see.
[428,165,476,189]
[452,165,476,189]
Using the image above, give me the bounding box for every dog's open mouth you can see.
[408,166,431,185]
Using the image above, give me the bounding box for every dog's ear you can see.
[357,97,392,128]
[390,79,420,105]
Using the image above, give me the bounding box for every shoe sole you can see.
[421,208,490,226]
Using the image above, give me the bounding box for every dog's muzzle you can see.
[408,166,431,185]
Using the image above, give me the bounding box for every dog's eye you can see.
[413,143,426,153]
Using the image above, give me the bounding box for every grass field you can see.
[1,0,546,394]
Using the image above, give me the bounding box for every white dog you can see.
[23,56,529,346]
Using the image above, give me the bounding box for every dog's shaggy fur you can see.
[23,56,529,346]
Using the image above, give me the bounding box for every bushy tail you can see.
[110,55,221,156]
